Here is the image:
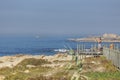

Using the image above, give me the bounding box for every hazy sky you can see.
[0,0,120,35]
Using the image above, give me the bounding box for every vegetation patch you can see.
[0,56,120,80]
[16,58,51,66]
[0,67,12,75]
[2,58,52,80]
[85,72,120,80]
[27,75,70,80]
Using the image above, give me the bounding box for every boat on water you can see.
[54,49,69,53]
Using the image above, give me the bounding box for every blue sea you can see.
[0,35,119,56]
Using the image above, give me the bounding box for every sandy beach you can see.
[0,53,73,69]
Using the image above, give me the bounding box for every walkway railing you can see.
[103,47,120,69]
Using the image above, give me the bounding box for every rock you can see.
[0,75,5,80]
[26,65,36,68]
[12,72,17,75]
[24,70,30,73]
[94,67,105,72]
[91,61,100,65]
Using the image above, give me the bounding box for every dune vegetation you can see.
[0,54,119,80]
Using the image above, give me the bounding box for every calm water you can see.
[0,35,75,56]
[0,35,119,56]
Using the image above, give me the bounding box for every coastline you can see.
[68,33,120,42]
[68,39,120,42]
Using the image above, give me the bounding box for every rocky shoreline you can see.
[68,33,120,42]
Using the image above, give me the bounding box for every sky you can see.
[0,0,120,36]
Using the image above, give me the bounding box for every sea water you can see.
[0,35,119,56]
[0,35,75,56]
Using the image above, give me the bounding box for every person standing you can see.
[110,43,114,49]
[97,37,102,52]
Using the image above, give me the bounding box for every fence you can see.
[76,44,102,56]
[103,47,120,69]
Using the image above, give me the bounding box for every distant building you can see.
[103,33,118,38]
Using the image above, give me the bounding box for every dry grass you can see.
[83,56,118,72]
[0,55,119,80]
